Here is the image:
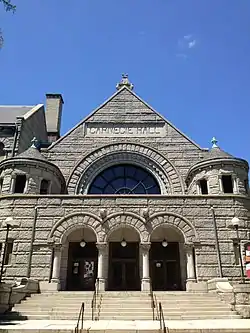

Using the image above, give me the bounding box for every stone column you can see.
[51,245,62,288]
[185,244,196,281]
[140,243,151,291]
[96,243,107,291]
[10,176,16,193]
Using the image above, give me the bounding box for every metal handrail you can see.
[75,302,84,333]
[159,302,168,333]
[149,283,156,320]
[154,293,159,320]
[91,278,99,320]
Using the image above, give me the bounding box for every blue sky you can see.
[1,0,250,162]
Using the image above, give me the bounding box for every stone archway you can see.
[148,212,198,291]
[67,143,184,195]
[103,212,149,243]
[48,212,103,244]
[148,212,198,244]
[48,212,104,291]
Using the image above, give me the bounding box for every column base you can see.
[141,278,151,292]
[97,278,105,291]
[40,281,60,292]
[186,280,208,292]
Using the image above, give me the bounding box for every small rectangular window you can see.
[14,175,26,193]
[40,179,50,194]
[199,179,208,194]
[244,179,249,194]
[4,240,13,265]
[222,175,233,193]
[0,178,3,194]
[233,240,240,265]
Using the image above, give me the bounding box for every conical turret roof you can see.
[16,138,47,161]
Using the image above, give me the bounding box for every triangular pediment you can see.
[48,86,202,150]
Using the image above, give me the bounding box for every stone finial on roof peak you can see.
[211,137,218,148]
[116,74,134,90]
[31,137,39,148]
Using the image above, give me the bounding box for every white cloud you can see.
[188,39,196,49]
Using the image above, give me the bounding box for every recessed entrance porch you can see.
[107,227,140,291]
[150,225,187,291]
[55,223,196,292]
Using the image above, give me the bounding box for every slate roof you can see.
[204,146,234,161]
[0,106,34,124]
[17,145,47,161]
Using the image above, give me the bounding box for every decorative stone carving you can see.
[142,208,150,221]
[100,209,107,220]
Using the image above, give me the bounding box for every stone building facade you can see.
[0,75,249,292]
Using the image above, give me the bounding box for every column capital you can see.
[184,243,194,252]
[54,243,63,250]
[140,242,151,252]
[96,242,107,252]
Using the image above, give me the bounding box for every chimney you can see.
[45,93,64,143]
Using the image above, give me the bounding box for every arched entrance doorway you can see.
[150,226,186,291]
[66,227,98,291]
[108,227,140,291]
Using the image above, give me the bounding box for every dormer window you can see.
[221,175,233,194]
[199,179,208,194]
[40,179,50,194]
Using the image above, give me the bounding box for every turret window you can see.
[14,175,26,193]
[0,178,3,194]
[199,179,208,194]
[244,179,249,194]
[40,179,50,194]
[4,239,14,265]
[221,175,233,193]
[0,142,5,161]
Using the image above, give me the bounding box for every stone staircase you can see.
[4,290,240,321]
[10,292,94,320]
[154,291,240,320]
[99,292,153,320]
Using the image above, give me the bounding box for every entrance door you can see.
[108,242,140,290]
[150,242,181,291]
[67,242,97,291]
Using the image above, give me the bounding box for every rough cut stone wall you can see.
[46,88,206,185]
[0,194,249,284]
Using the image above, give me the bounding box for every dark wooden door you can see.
[67,242,97,291]
[108,242,140,290]
[150,242,182,291]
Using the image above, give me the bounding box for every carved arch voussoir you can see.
[103,212,149,243]
[67,143,184,195]
[148,212,198,243]
[49,212,103,244]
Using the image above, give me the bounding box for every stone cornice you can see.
[0,194,249,200]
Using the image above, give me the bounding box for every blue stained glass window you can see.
[88,164,161,194]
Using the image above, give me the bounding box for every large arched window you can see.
[88,164,161,194]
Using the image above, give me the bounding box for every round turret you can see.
[186,138,249,195]
[0,138,66,195]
